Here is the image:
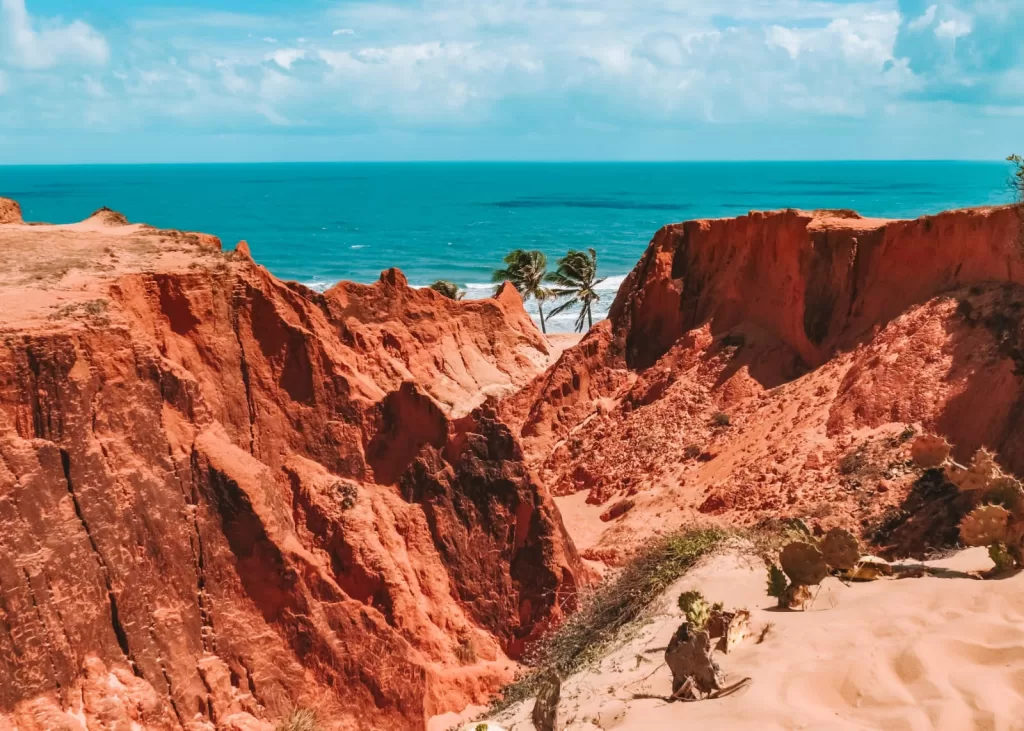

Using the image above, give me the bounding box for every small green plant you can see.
[428,280,465,300]
[275,708,322,731]
[677,590,710,630]
[711,412,731,427]
[335,482,358,510]
[989,543,1016,573]
[1009,154,1024,249]
[1009,154,1024,202]
[476,724,489,731]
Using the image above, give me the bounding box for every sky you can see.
[0,0,1021,163]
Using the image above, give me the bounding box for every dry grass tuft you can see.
[492,527,727,711]
[275,708,322,731]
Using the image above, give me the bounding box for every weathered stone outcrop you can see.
[0,206,581,730]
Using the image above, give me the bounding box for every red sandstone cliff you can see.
[503,206,1024,561]
[5,195,1024,729]
[0,201,583,731]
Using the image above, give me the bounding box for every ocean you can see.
[1,162,1015,332]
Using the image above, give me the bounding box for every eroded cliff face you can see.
[0,202,583,731]
[503,206,1024,562]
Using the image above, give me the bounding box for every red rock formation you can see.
[0,205,581,730]
[503,206,1024,559]
[0,197,21,224]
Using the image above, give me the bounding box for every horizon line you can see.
[0,158,1012,168]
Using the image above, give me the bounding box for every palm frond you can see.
[547,298,579,318]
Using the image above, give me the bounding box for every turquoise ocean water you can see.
[1,162,1015,331]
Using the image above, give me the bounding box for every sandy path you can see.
[473,546,1024,730]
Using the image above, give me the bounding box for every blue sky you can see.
[0,0,1021,163]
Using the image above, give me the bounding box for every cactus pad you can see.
[959,504,1011,547]
[678,590,711,630]
[821,527,860,571]
[910,434,951,469]
[779,541,827,586]
[947,448,1002,493]
[985,476,1024,511]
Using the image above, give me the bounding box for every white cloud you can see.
[1,0,109,69]
[908,5,937,30]
[1,0,1018,151]
[766,25,803,58]
[934,17,972,39]
[267,48,306,69]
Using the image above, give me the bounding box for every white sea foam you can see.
[454,278,619,333]
[595,274,626,291]
[303,278,335,292]
[350,244,367,250]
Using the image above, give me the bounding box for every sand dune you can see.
[468,546,1024,730]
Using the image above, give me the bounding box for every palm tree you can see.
[546,248,605,333]
[492,249,553,333]
[428,280,464,300]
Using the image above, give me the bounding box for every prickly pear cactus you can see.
[678,590,711,630]
[911,434,951,469]
[779,541,827,587]
[766,564,788,602]
[821,528,860,571]
[988,543,1017,573]
[959,504,1011,547]
[986,476,1024,512]
[947,448,1002,493]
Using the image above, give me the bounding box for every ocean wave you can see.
[350,244,367,250]
[596,274,626,291]
[302,278,335,292]
[458,274,625,294]
[452,279,619,333]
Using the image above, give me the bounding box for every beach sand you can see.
[445,545,1024,730]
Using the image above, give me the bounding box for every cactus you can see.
[780,541,828,587]
[773,531,867,609]
[821,528,860,571]
[959,504,1011,547]
[989,543,1016,573]
[910,434,951,468]
[678,590,711,630]
[914,436,1024,575]
[766,565,788,602]
[947,448,1003,493]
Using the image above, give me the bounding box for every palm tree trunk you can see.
[587,305,592,329]
[538,302,547,334]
